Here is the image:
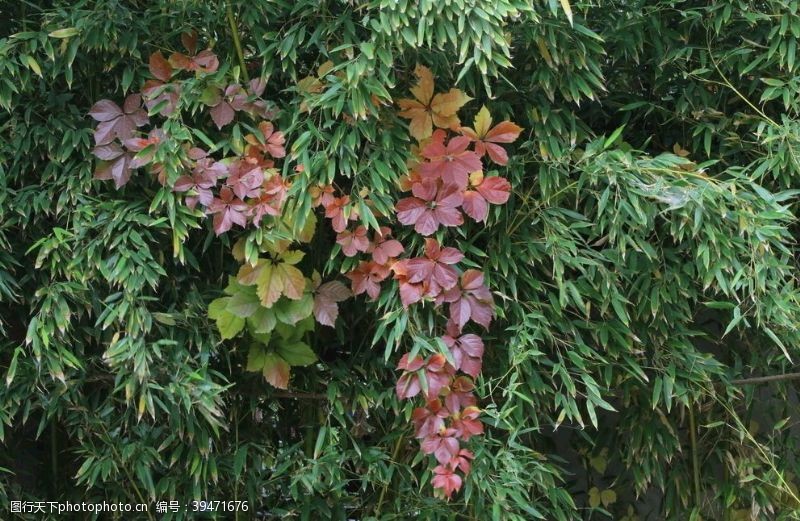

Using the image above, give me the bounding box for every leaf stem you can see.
[226,1,249,82]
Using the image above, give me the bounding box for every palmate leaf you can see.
[247,306,278,333]
[397,64,471,140]
[226,286,260,317]
[238,250,307,308]
[208,297,245,339]
[274,293,314,325]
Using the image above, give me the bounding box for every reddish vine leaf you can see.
[391,260,426,307]
[181,30,198,55]
[405,238,464,296]
[173,158,225,209]
[444,375,478,412]
[346,261,389,300]
[418,130,482,188]
[92,143,132,188]
[395,180,463,236]
[207,186,248,235]
[262,352,291,389]
[451,406,483,440]
[397,65,472,141]
[245,121,286,159]
[142,80,180,116]
[312,275,351,327]
[421,427,460,464]
[461,172,512,222]
[123,128,164,169]
[397,353,454,400]
[148,51,173,82]
[169,48,219,74]
[438,269,494,329]
[226,162,264,199]
[412,399,450,438]
[459,106,523,165]
[336,226,370,257]
[324,195,358,233]
[442,323,484,378]
[432,465,463,499]
[452,449,474,474]
[369,227,405,265]
[311,184,336,208]
[89,95,148,145]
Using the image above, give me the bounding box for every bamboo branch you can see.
[226,1,249,82]
[732,372,800,386]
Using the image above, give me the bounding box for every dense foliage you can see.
[2,0,800,519]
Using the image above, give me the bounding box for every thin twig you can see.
[272,390,327,400]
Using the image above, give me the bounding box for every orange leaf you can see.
[276,264,306,300]
[430,88,471,127]
[262,353,290,389]
[397,64,471,140]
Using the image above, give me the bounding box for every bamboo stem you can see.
[688,405,702,508]
[226,1,249,82]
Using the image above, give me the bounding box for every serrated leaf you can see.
[276,341,317,366]
[208,297,245,339]
[246,344,267,372]
[262,353,290,388]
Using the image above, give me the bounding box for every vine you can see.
[90,49,521,499]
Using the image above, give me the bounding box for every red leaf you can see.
[89,99,122,122]
[324,196,357,233]
[336,226,370,257]
[412,399,450,438]
[421,428,460,464]
[396,372,421,399]
[418,131,482,188]
[404,239,463,296]
[207,187,248,235]
[210,102,235,129]
[452,406,483,440]
[313,281,352,327]
[149,51,173,82]
[432,465,463,498]
[346,261,389,300]
[442,330,484,378]
[370,227,404,265]
[181,30,198,55]
[461,190,489,222]
[395,182,463,236]
[475,176,511,204]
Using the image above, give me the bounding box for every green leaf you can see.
[246,344,267,372]
[276,341,317,366]
[274,293,314,325]
[48,28,80,38]
[247,307,278,333]
[559,0,574,26]
[226,287,261,317]
[208,297,245,339]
